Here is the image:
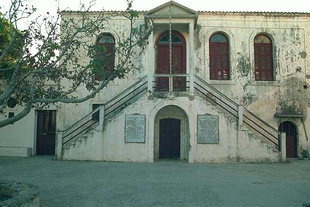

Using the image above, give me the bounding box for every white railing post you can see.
[56,130,63,160]
[238,105,243,128]
[148,74,153,93]
[169,75,173,92]
[99,105,105,127]
[280,132,286,162]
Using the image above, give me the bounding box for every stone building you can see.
[1,1,309,163]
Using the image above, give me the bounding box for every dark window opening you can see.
[92,104,102,121]
[7,98,17,108]
[8,112,14,124]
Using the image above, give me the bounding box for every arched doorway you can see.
[279,121,298,158]
[154,105,189,160]
[156,30,186,91]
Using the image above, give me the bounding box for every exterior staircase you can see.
[58,73,284,161]
[59,75,148,153]
[194,74,281,152]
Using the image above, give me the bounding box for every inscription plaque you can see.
[125,114,145,143]
[197,114,219,144]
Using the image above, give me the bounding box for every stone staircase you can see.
[194,74,281,153]
[59,75,148,155]
[58,74,283,161]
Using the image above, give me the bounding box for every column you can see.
[189,21,194,94]
[280,132,286,162]
[147,31,154,93]
[56,130,63,160]
[99,105,105,127]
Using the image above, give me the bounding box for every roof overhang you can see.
[145,1,198,25]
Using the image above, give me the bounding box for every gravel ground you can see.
[0,156,309,207]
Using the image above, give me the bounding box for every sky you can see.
[1,0,310,14]
[0,0,309,29]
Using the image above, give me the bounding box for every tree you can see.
[0,0,152,128]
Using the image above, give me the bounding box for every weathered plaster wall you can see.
[0,109,36,156]
[194,13,310,154]
[62,94,280,162]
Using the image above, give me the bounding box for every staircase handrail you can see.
[62,106,101,138]
[104,76,148,118]
[105,75,147,108]
[194,75,239,109]
[243,108,280,135]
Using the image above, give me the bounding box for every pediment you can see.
[146,1,198,19]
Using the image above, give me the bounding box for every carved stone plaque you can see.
[197,114,219,144]
[125,114,145,143]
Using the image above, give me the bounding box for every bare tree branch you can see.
[0,0,153,128]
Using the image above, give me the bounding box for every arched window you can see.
[94,33,115,80]
[156,30,186,91]
[209,33,230,80]
[254,34,274,81]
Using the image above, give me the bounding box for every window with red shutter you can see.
[254,34,274,81]
[209,33,230,80]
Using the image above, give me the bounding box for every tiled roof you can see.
[60,10,310,17]
[198,11,310,17]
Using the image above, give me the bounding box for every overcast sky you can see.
[1,0,310,14]
[0,0,309,29]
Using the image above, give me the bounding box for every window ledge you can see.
[252,81,280,86]
[209,80,236,85]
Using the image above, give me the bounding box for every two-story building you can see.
[1,1,309,163]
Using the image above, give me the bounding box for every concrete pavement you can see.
[0,156,309,207]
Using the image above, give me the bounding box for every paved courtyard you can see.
[0,156,309,207]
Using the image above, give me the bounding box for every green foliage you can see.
[0,13,23,78]
[236,52,251,77]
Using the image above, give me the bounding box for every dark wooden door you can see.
[156,31,186,91]
[279,121,297,158]
[36,110,56,155]
[159,118,180,159]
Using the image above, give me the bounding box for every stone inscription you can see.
[125,114,145,143]
[197,114,219,144]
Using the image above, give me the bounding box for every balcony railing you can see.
[152,74,190,92]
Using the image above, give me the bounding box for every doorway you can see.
[159,118,181,159]
[36,110,56,155]
[156,30,186,91]
[279,121,298,158]
[154,105,189,160]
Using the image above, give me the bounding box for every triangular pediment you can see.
[146,1,198,19]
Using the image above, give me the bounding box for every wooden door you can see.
[279,121,297,158]
[156,31,186,91]
[36,110,56,155]
[159,118,180,159]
